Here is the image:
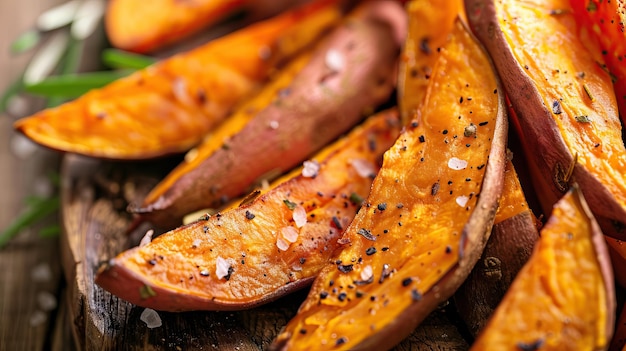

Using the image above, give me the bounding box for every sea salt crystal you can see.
[37,291,57,311]
[456,195,469,208]
[276,236,290,251]
[140,308,162,329]
[216,257,231,280]
[192,238,202,248]
[292,205,307,228]
[448,157,468,170]
[10,134,39,159]
[269,120,279,129]
[31,262,52,282]
[302,160,320,178]
[325,49,344,72]
[350,158,376,178]
[29,310,47,327]
[361,265,373,282]
[139,229,154,247]
[281,226,299,243]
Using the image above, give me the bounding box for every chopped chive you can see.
[11,29,41,54]
[24,70,134,98]
[101,49,155,70]
[0,196,60,249]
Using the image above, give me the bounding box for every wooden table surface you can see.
[0,0,71,350]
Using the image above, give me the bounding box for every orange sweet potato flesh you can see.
[95,109,401,311]
[470,186,616,350]
[569,0,626,123]
[455,159,540,337]
[13,0,343,160]
[270,16,508,351]
[133,1,405,229]
[465,0,626,239]
[397,0,463,125]
[106,0,247,53]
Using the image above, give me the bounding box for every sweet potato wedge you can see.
[465,0,626,239]
[569,0,626,122]
[397,0,463,124]
[610,302,626,351]
[95,108,401,311]
[470,186,616,350]
[13,0,343,159]
[105,0,247,53]
[455,159,540,337]
[133,0,405,228]
[270,15,508,350]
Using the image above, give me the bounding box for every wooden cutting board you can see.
[59,153,470,350]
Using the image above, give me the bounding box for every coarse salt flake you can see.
[31,262,52,282]
[361,265,373,282]
[350,158,376,178]
[292,205,307,228]
[37,291,57,311]
[448,157,468,170]
[276,236,290,251]
[139,229,154,247]
[140,308,162,329]
[282,226,299,243]
[302,160,320,178]
[216,257,231,280]
[456,195,469,207]
[325,49,344,72]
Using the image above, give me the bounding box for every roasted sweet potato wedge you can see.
[569,0,626,122]
[270,16,508,350]
[606,237,626,289]
[397,0,463,124]
[106,0,247,53]
[610,302,626,351]
[470,186,615,350]
[95,109,401,311]
[455,159,540,337]
[133,0,405,228]
[465,0,626,239]
[13,0,343,159]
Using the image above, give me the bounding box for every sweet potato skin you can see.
[455,160,540,337]
[470,186,616,350]
[13,0,343,160]
[271,16,507,351]
[95,109,401,311]
[105,0,247,53]
[134,1,406,228]
[465,0,626,239]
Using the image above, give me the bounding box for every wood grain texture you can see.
[60,153,471,350]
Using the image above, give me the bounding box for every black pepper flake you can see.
[320,291,329,299]
[460,96,464,103]
[337,292,347,302]
[377,203,387,211]
[552,100,562,114]
[331,216,343,230]
[402,277,413,287]
[356,291,364,298]
[365,247,377,255]
[431,182,440,195]
[300,257,306,264]
[419,135,426,143]
[335,337,348,346]
[382,246,389,251]
[148,259,157,266]
[446,246,452,254]
[354,275,373,286]
[245,210,255,220]
[411,121,418,128]
[442,129,448,134]
[383,229,389,234]
[493,88,498,94]
[396,203,404,209]
[329,279,334,286]
[299,328,307,335]
[516,339,545,351]
[357,228,376,241]
[479,121,489,126]
[477,164,485,170]
[419,38,432,54]
[466,178,472,182]
[411,289,422,301]
[338,264,354,273]
[379,264,392,284]
[203,226,209,234]
[224,266,234,281]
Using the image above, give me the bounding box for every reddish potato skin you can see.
[465,0,626,240]
[134,1,406,229]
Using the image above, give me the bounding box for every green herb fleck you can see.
[283,199,297,210]
[139,285,157,299]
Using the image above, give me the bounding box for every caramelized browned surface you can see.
[95,109,401,311]
[271,15,507,350]
[470,187,615,350]
[14,0,342,159]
